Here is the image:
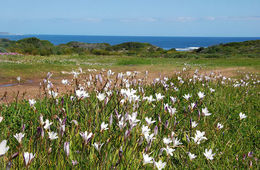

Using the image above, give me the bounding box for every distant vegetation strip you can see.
[0,37,259,58]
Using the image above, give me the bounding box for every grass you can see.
[0,54,260,83]
[0,69,259,169]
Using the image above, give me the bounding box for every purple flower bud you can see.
[22,124,26,132]
[72,160,78,165]
[248,151,253,157]
[119,147,123,158]
[165,120,169,128]
[154,126,158,136]
[109,114,113,127]
[98,74,103,84]
[186,134,190,143]
[64,142,70,157]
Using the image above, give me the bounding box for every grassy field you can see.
[0,68,259,169]
[0,54,260,83]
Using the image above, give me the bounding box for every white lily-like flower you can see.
[154,160,166,170]
[163,137,172,145]
[128,112,140,127]
[93,142,103,152]
[145,117,156,126]
[48,132,58,140]
[0,116,3,123]
[183,94,192,101]
[191,121,198,128]
[188,152,197,160]
[209,88,215,93]
[172,137,182,147]
[144,133,155,143]
[142,125,150,136]
[44,119,53,130]
[155,93,165,101]
[162,145,175,156]
[198,91,205,99]
[0,140,9,156]
[14,133,25,143]
[76,90,89,99]
[28,99,36,107]
[202,107,212,116]
[143,95,156,103]
[239,112,247,120]
[118,117,126,130]
[17,76,21,82]
[170,96,177,104]
[61,79,69,85]
[101,122,109,131]
[192,130,207,144]
[204,149,216,160]
[48,90,58,98]
[143,153,153,165]
[97,93,106,101]
[168,107,177,116]
[217,123,224,129]
[80,131,93,144]
[23,152,35,166]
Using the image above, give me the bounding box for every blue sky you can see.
[1,0,260,36]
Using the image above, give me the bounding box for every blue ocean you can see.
[0,35,259,51]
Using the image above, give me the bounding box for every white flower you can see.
[155,93,165,101]
[14,133,25,143]
[48,90,58,98]
[143,153,153,165]
[44,119,53,130]
[143,95,155,103]
[64,142,70,157]
[204,149,215,160]
[28,99,36,107]
[145,117,156,125]
[97,93,106,101]
[48,132,58,140]
[142,125,150,136]
[162,145,175,156]
[188,152,197,160]
[23,152,35,166]
[118,117,126,130]
[93,142,103,152]
[128,112,140,127]
[192,130,207,144]
[198,91,205,99]
[144,133,155,143]
[76,90,89,99]
[61,79,69,85]
[217,123,224,129]
[0,116,3,123]
[170,96,177,104]
[190,103,196,109]
[0,140,9,156]
[172,137,182,147]
[191,121,198,128]
[202,107,211,116]
[80,131,93,144]
[183,94,192,101]
[209,88,215,93]
[17,76,21,82]
[101,122,109,131]
[168,107,177,116]
[154,160,166,170]
[239,112,247,120]
[163,137,172,145]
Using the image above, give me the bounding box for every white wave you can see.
[175,47,200,51]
